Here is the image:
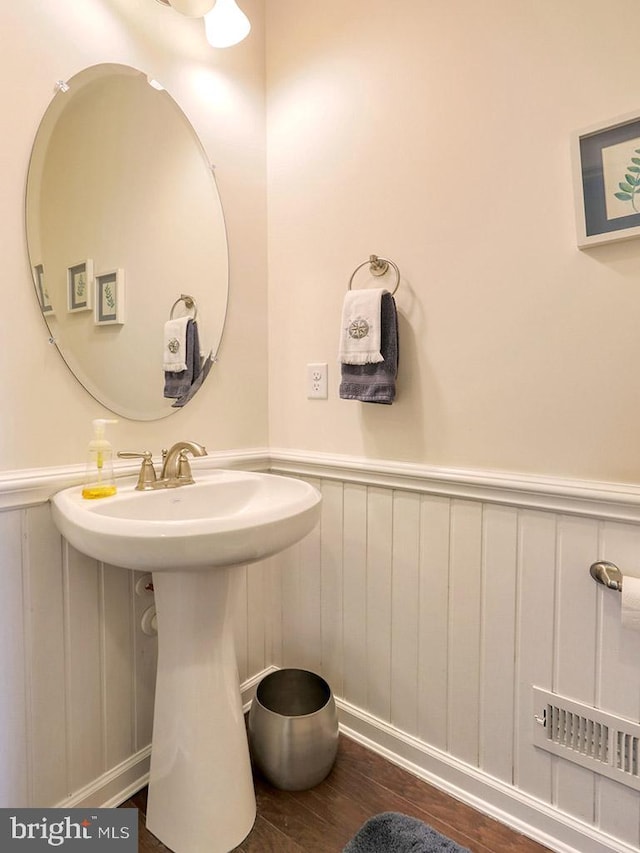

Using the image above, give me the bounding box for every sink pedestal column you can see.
[146,567,256,853]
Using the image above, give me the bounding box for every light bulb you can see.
[204,0,250,48]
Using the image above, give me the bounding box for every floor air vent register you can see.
[533,687,640,791]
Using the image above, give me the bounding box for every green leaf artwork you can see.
[614,148,640,211]
[104,282,115,309]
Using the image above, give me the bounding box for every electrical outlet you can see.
[307,363,328,399]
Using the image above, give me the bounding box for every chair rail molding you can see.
[3,446,640,520]
[269,449,640,522]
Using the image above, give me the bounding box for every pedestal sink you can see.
[51,469,321,853]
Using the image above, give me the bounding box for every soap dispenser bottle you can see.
[82,418,118,499]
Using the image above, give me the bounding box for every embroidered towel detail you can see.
[163,316,190,372]
[338,288,385,365]
[339,291,398,404]
[164,319,202,399]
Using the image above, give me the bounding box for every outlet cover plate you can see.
[307,363,328,399]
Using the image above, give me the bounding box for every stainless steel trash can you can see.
[248,668,339,791]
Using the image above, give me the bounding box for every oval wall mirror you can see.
[25,63,228,420]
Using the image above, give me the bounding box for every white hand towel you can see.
[338,288,385,365]
[163,316,190,372]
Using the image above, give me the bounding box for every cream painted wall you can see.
[0,0,267,471]
[265,0,640,484]
[8,0,639,483]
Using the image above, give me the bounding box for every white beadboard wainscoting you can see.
[268,451,640,853]
[1,449,640,853]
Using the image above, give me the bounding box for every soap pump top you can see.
[82,418,118,500]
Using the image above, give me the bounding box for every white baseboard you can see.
[336,697,638,853]
[241,665,278,713]
[55,747,152,809]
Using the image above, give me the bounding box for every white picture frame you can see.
[67,259,94,312]
[94,269,125,325]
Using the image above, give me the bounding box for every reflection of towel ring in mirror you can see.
[348,254,400,296]
[169,293,198,320]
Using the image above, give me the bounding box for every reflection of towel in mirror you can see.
[163,316,190,372]
[171,352,214,408]
[339,291,398,404]
[164,319,202,400]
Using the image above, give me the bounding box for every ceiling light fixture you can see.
[155,0,250,48]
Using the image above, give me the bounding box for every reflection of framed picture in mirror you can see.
[95,269,125,325]
[67,259,93,312]
[34,263,54,314]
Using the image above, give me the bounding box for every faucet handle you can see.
[175,450,195,485]
[117,450,158,490]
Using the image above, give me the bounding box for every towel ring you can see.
[348,254,400,296]
[169,293,198,321]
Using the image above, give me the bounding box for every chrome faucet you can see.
[118,440,207,490]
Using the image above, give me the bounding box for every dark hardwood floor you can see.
[122,735,553,852]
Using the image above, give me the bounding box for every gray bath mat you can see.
[343,812,471,853]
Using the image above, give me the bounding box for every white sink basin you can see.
[50,468,321,853]
[51,469,321,571]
